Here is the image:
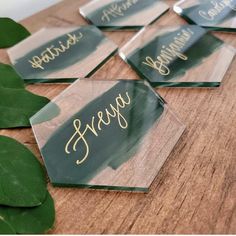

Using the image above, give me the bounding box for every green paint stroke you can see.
[13,26,108,79]
[181,0,236,28]
[40,81,165,187]
[85,0,167,28]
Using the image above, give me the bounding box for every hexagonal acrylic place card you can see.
[119,25,235,87]
[7,26,117,83]
[30,79,185,192]
[79,0,169,30]
[174,0,236,32]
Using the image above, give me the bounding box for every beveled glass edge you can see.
[51,182,149,193]
[24,78,78,84]
[150,82,221,88]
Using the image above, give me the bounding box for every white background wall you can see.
[0,0,62,21]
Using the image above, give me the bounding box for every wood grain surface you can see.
[0,0,235,234]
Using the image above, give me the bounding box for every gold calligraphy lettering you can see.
[199,0,236,21]
[142,28,194,75]
[28,32,83,70]
[101,0,139,22]
[65,91,131,165]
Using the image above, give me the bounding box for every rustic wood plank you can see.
[0,0,235,234]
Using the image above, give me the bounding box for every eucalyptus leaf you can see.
[0,87,50,128]
[0,63,24,89]
[0,62,51,128]
[0,18,30,48]
[0,135,47,207]
[0,217,15,234]
[0,191,55,234]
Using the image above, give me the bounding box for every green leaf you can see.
[0,136,47,207]
[0,87,50,128]
[0,62,51,128]
[0,217,15,234]
[0,18,30,48]
[0,191,55,234]
[0,63,24,89]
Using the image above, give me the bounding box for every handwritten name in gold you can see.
[142,28,194,76]
[199,0,236,21]
[101,0,139,22]
[28,32,83,70]
[65,92,131,165]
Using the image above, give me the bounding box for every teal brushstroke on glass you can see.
[13,26,107,79]
[40,81,165,188]
[126,25,223,87]
[30,101,61,125]
[84,0,168,29]
[23,48,118,84]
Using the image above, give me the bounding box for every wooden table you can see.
[0,0,235,234]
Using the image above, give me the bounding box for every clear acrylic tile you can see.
[79,0,169,30]
[174,0,236,32]
[7,26,118,83]
[119,25,235,87]
[30,79,185,192]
